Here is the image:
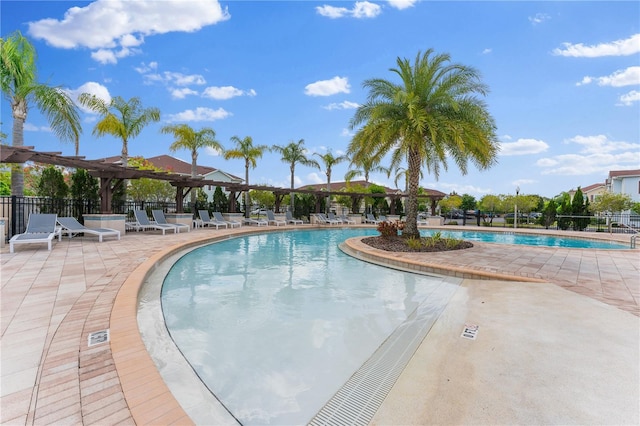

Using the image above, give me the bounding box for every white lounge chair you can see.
[244,217,268,226]
[328,212,344,224]
[198,210,228,229]
[365,214,380,224]
[316,213,340,225]
[57,217,120,242]
[213,212,241,228]
[339,214,356,224]
[9,213,61,253]
[266,210,286,226]
[152,210,190,233]
[285,211,303,225]
[133,210,177,234]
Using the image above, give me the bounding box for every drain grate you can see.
[308,283,457,426]
[88,329,110,347]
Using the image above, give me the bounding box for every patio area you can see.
[1,224,638,424]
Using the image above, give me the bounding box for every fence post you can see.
[10,195,17,237]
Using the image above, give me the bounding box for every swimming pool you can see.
[161,229,461,425]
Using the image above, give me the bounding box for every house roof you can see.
[581,183,605,193]
[608,169,640,179]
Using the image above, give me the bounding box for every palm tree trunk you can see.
[244,162,250,218]
[190,151,198,206]
[10,106,26,196]
[290,164,295,212]
[404,149,421,238]
[326,171,331,214]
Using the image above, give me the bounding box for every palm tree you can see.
[78,94,160,167]
[223,135,269,217]
[272,139,319,212]
[161,124,223,205]
[1,31,82,196]
[344,155,389,184]
[349,49,499,238]
[313,151,349,214]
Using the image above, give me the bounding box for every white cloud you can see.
[305,172,325,185]
[27,0,230,63]
[499,138,549,156]
[166,107,231,122]
[134,61,158,74]
[165,72,207,86]
[323,101,359,110]
[23,123,51,132]
[536,134,640,175]
[305,76,350,96]
[205,146,223,156]
[316,1,381,19]
[66,81,111,112]
[433,182,493,196]
[577,66,640,87]
[341,128,355,137]
[482,48,492,55]
[170,88,199,99]
[387,0,417,10]
[552,33,640,57]
[202,86,257,100]
[528,13,550,25]
[618,90,640,106]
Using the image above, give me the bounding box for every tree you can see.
[571,187,590,231]
[272,139,318,212]
[223,135,269,217]
[479,194,500,224]
[37,166,68,198]
[127,157,174,202]
[460,193,477,225]
[313,151,348,213]
[161,124,223,205]
[348,49,498,238]
[211,186,229,212]
[589,192,633,215]
[439,194,462,219]
[344,155,388,184]
[1,31,81,196]
[541,199,557,229]
[71,168,99,218]
[78,94,160,167]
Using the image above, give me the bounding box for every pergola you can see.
[1,145,445,215]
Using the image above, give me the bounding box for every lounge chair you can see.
[244,217,268,226]
[328,212,344,224]
[266,210,286,226]
[133,210,177,234]
[285,211,303,225]
[379,215,388,222]
[339,214,355,224]
[198,210,228,229]
[213,212,241,228]
[9,213,61,253]
[316,213,340,225]
[152,210,190,233]
[57,217,121,242]
[365,214,380,224]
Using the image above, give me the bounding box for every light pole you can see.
[514,186,520,229]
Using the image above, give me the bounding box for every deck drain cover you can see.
[88,329,110,347]
[461,324,479,340]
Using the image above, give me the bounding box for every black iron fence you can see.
[0,196,182,240]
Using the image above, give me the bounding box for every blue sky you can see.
[2,0,639,199]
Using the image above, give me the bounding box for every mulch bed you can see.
[361,235,474,253]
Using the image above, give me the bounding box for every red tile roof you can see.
[608,169,640,179]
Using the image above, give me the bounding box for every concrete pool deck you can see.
[1,224,638,424]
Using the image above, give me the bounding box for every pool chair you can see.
[328,212,344,224]
[316,213,340,225]
[57,217,121,242]
[9,213,62,253]
[266,210,286,226]
[213,212,241,228]
[244,216,268,226]
[339,214,356,225]
[365,214,380,224]
[133,210,177,234]
[285,211,303,225]
[152,210,190,233]
[198,210,228,229]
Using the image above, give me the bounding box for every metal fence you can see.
[0,196,182,240]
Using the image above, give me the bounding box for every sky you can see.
[2,0,639,200]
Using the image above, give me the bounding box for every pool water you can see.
[162,229,459,425]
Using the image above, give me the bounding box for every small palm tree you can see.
[78,94,160,167]
[1,31,82,196]
[349,49,499,238]
[223,135,269,217]
[313,151,349,213]
[161,124,223,205]
[272,139,319,212]
[344,155,389,184]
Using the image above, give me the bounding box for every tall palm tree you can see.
[223,135,268,217]
[313,151,349,214]
[344,155,389,184]
[78,94,160,167]
[161,124,223,205]
[349,49,499,238]
[272,139,319,212]
[1,31,82,196]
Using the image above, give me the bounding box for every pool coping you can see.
[110,225,638,424]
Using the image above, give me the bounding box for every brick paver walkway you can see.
[1,225,638,424]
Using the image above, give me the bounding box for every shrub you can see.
[377,220,398,238]
[406,237,423,250]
